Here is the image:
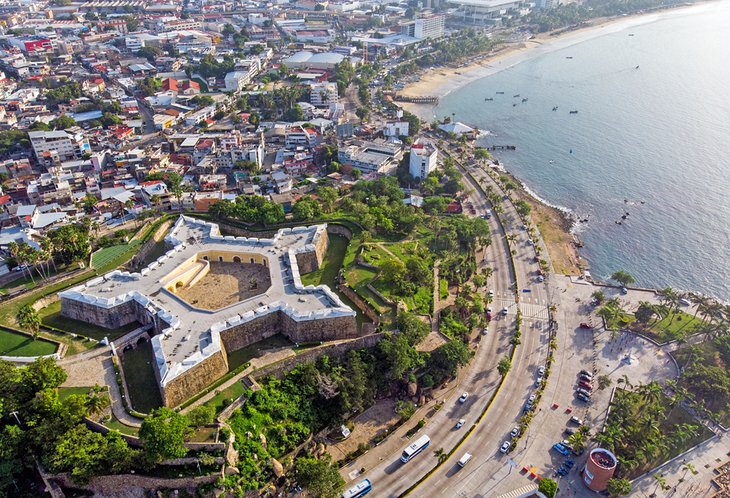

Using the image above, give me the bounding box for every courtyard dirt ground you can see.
[326,399,400,461]
[176,262,271,310]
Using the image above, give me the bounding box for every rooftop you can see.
[59,216,354,387]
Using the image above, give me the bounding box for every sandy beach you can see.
[399,3,710,116]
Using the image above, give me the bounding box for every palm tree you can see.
[17,304,41,339]
[86,385,110,415]
[481,267,494,287]
[433,447,447,464]
[617,374,633,390]
[150,194,161,212]
[652,473,669,496]
[679,462,698,483]
[505,233,517,246]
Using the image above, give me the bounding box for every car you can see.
[486,312,493,321]
[500,441,511,454]
[528,393,537,402]
[456,419,466,429]
[524,401,534,412]
[535,376,543,387]
[501,307,509,316]
[537,366,546,377]
[552,443,570,456]
[579,369,593,377]
[482,327,489,335]
[564,427,576,436]
[459,392,469,403]
[488,289,495,298]
[537,275,545,282]
[578,374,593,383]
[569,416,584,426]
[576,388,591,397]
[621,287,629,294]
[579,322,593,329]
[487,306,493,314]
[579,380,593,390]
[510,426,520,438]
[527,239,534,245]
[576,393,591,403]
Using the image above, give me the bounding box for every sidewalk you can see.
[102,356,143,427]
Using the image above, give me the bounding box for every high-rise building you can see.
[409,140,438,179]
[401,14,445,40]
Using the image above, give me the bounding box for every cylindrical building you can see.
[582,448,617,492]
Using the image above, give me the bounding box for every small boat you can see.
[522,98,528,103]
[549,160,554,164]
[635,65,640,69]
[496,91,505,94]
[628,33,635,36]
[513,103,518,107]
[566,56,573,59]
[513,94,521,97]
[552,106,559,111]
[569,149,573,154]
[485,97,493,101]
[569,110,579,114]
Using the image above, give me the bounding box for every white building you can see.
[401,14,445,39]
[310,82,338,107]
[409,140,438,179]
[28,129,91,162]
[384,121,409,137]
[224,71,250,92]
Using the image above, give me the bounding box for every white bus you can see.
[400,435,431,463]
[341,478,372,498]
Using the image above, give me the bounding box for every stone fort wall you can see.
[60,297,154,330]
[163,348,229,408]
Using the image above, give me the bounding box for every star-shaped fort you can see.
[59,216,357,406]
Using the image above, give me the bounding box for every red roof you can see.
[0,195,10,205]
[162,77,178,92]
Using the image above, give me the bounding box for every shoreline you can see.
[399,2,708,107]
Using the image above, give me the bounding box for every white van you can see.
[679,298,692,306]
[458,452,472,467]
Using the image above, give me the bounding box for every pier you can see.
[486,145,517,151]
[393,94,439,104]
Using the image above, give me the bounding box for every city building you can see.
[28,129,91,162]
[409,140,438,179]
[400,14,445,39]
[310,82,338,107]
[582,448,618,492]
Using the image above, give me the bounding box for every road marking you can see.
[520,303,549,320]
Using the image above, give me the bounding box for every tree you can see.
[295,455,344,498]
[597,374,612,391]
[431,340,473,378]
[292,196,322,221]
[606,478,631,497]
[29,121,51,131]
[83,193,98,214]
[17,304,41,339]
[125,15,140,32]
[380,258,406,284]
[139,407,190,464]
[497,356,512,376]
[591,290,606,304]
[635,301,657,325]
[50,425,110,484]
[356,107,369,121]
[284,103,305,122]
[434,447,447,463]
[538,477,558,498]
[138,76,162,97]
[49,115,77,130]
[187,404,215,428]
[137,46,162,62]
[610,270,635,287]
[317,186,338,213]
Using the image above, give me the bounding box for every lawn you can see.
[57,386,95,401]
[605,312,636,330]
[39,300,140,341]
[439,279,449,300]
[644,310,704,343]
[301,234,348,287]
[121,340,163,414]
[205,379,248,415]
[105,415,140,436]
[0,327,57,356]
[188,426,218,442]
[91,241,142,271]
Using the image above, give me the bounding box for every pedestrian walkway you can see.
[102,357,143,427]
[520,303,549,320]
[494,483,538,498]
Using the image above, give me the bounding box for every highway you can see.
[346,140,556,497]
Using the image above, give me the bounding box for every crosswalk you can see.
[493,484,539,498]
[489,299,549,320]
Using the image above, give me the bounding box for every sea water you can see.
[429,1,730,300]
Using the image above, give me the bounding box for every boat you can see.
[513,94,520,97]
[513,103,518,107]
[549,160,554,164]
[522,98,528,102]
[628,33,635,36]
[635,65,640,69]
[552,106,559,111]
[496,91,505,94]
[569,110,579,114]
[566,56,573,59]
[485,97,493,101]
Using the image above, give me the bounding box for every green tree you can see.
[292,196,322,221]
[538,477,558,498]
[380,258,406,285]
[597,374,612,391]
[17,304,41,339]
[497,356,512,376]
[51,425,109,484]
[139,407,190,464]
[611,270,635,287]
[634,301,657,325]
[430,340,473,378]
[591,290,606,304]
[49,115,77,130]
[316,186,338,213]
[434,447,447,463]
[187,404,215,428]
[606,477,632,497]
[295,455,345,498]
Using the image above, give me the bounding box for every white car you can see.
[488,289,495,298]
[501,307,509,316]
[500,441,511,454]
[456,419,466,429]
[537,366,546,376]
[510,426,520,438]
[459,392,469,403]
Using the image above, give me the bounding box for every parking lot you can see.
[487,276,680,496]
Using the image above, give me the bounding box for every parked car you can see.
[578,374,593,383]
[486,312,493,321]
[579,323,593,329]
[535,376,543,387]
[537,366,546,377]
[578,380,593,390]
[576,393,591,403]
[488,289,495,298]
[564,427,576,436]
[576,388,591,397]
[456,419,466,429]
[500,441,511,454]
[579,369,593,377]
[569,416,584,426]
[510,426,520,438]
[552,443,570,456]
[621,287,629,294]
[459,392,469,403]
[501,307,509,316]
[537,275,545,282]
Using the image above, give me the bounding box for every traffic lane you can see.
[419,313,546,496]
[363,319,508,497]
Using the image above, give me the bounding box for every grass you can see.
[644,310,704,343]
[121,341,163,414]
[91,241,142,270]
[38,300,139,341]
[188,426,218,442]
[105,415,140,436]
[605,312,636,330]
[301,235,348,287]
[0,327,57,356]
[0,265,70,295]
[57,386,95,400]
[205,379,248,416]
[439,279,449,300]
[192,77,209,92]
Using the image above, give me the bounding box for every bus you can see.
[341,479,372,498]
[400,435,431,463]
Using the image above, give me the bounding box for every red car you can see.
[486,312,493,321]
[578,380,593,390]
[579,323,593,329]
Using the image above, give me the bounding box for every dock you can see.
[486,145,517,151]
[393,94,439,104]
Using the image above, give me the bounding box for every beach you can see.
[399,4,706,112]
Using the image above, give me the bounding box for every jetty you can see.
[393,94,439,104]
[486,145,517,151]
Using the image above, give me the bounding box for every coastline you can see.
[399,2,710,277]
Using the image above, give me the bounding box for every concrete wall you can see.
[163,348,229,408]
[60,297,152,330]
[220,310,282,353]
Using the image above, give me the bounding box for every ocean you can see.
[424,1,730,301]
